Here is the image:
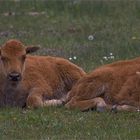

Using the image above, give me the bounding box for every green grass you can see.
[0,0,140,139]
[0,107,139,140]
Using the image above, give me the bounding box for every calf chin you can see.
[7,80,21,88]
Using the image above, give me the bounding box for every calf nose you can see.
[8,72,21,81]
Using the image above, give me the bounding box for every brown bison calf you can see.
[0,39,85,108]
[65,58,140,112]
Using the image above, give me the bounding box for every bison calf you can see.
[0,39,85,108]
[65,57,140,112]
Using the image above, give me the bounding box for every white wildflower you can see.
[132,36,136,40]
[73,56,77,60]
[110,56,114,59]
[110,52,113,56]
[88,35,94,41]
[69,57,72,60]
[103,56,108,60]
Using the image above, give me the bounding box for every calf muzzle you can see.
[8,72,21,82]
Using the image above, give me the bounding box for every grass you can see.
[0,107,139,140]
[0,0,140,139]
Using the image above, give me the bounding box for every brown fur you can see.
[0,39,85,108]
[65,58,140,112]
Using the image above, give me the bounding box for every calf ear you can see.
[26,46,40,54]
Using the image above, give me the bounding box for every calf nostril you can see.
[8,73,21,81]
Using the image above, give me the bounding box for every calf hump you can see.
[57,59,85,90]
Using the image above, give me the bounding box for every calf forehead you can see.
[1,40,26,56]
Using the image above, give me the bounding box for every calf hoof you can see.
[111,105,118,113]
[96,99,107,112]
[65,102,71,109]
[96,106,106,112]
[26,96,43,109]
[65,102,77,110]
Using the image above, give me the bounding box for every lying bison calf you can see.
[65,57,140,112]
[0,39,85,108]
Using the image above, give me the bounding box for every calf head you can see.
[0,39,39,86]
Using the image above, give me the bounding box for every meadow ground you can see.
[0,0,139,140]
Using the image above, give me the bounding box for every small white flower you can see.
[103,56,108,60]
[110,56,115,59]
[110,52,113,56]
[73,56,77,60]
[88,35,94,41]
[9,25,13,28]
[69,57,72,60]
[132,36,136,40]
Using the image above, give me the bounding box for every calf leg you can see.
[26,88,44,108]
[112,105,140,112]
[65,97,111,112]
[44,99,63,106]
[26,87,65,108]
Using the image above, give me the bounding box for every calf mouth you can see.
[7,74,22,87]
[6,80,21,88]
[10,81,20,87]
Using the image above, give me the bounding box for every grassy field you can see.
[0,0,140,140]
